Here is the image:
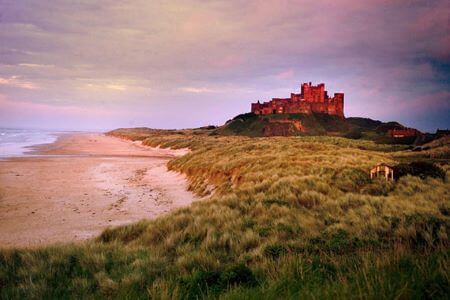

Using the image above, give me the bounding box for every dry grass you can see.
[1,129,448,299]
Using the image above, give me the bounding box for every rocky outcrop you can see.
[262,119,304,136]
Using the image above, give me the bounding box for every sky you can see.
[0,0,449,132]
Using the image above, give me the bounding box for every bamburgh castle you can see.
[251,82,344,118]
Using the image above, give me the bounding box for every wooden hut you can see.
[370,163,394,181]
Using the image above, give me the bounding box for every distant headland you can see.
[212,81,448,144]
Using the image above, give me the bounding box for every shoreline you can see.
[22,131,95,155]
[0,133,197,249]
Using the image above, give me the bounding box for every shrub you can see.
[179,264,257,298]
[326,230,355,253]
[361,178,395,196]
[180,269,222,298]
[333,168,371,193]
[98,222,147,243]
[310,257,338,281]
[344,129,362,139]
[221,264,257,287]
[262,199,290,207]
[264,244,288,258]
[295,190,327,208]
[394,161,445,180]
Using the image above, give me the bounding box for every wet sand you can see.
[0,133,197,248]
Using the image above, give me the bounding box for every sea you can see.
[0,128,60,157]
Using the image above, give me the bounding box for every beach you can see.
[0,133,197,248]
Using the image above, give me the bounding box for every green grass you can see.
[1,130,448,299]
[216,113,352,136]
[214,113,421,145]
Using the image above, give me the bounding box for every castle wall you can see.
[251,82,344,118]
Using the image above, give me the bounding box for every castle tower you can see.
[301,82,326,102]
[317,83,325,102]
[332,93,344,118]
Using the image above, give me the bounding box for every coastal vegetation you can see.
[1,129,448,299]
[215,113,432,145]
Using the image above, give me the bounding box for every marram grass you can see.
[1,131,448,299]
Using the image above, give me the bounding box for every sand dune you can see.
[0,133,197,248]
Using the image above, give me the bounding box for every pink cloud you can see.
[0,94,119,130]
[178,87,217,93]
[275,69,295,80]
[179,11,219,38]
[0,76,40,90]
[210,54,245,69]
[0,95,97,116]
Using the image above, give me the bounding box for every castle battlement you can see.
[251,82,344,118]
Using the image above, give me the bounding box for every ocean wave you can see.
[0,128,58,157]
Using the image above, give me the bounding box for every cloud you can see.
[210,54,245,69]
[0,76,40,90]
[0,93,123,130]
[0,0,448,131]
[275,69,295,80]
[18,63,54,68]
[178,87,218,94]
[0,94,93,115]
[85,83,127,92]
[408,92,450,112]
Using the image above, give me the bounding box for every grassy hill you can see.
[215,113,350,136]
[215,113,425,145]
[1,130,448,299]
[395,136,450,163]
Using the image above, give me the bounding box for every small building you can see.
[387,128,420,138]
[370,163,394,181]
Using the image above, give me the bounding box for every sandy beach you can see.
[0,133,197,248]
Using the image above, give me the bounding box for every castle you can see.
[251,82,344,118]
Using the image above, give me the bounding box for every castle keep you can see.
[251,82,344,118]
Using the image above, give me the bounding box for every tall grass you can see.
[1,130,448,299]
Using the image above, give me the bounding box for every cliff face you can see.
[262,119,304,136]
